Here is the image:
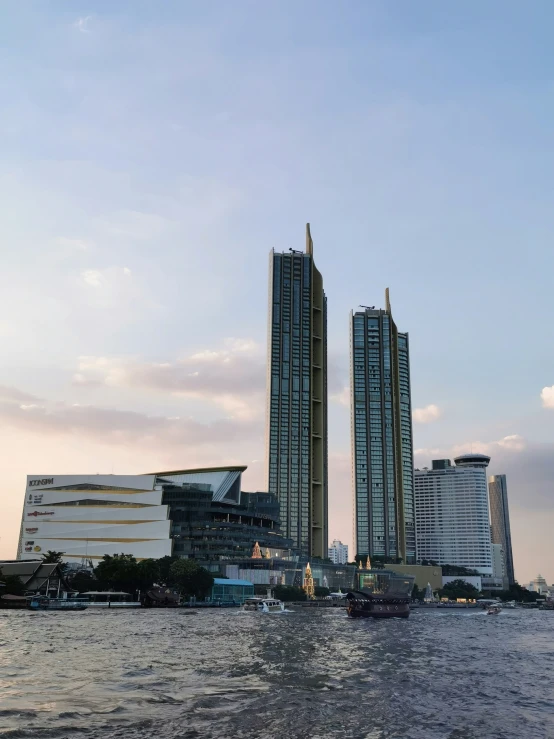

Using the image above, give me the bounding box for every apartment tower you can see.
[350,291,416,564]
[265,224,328,558]
[488,474,515,585]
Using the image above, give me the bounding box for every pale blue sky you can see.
[1,2,553,581]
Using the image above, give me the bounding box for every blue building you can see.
[350,290,416,564]
[211,578,254,604]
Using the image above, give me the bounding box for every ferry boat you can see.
[243,597,285,613]
[346,570,415,619]
[82,591,141,608]
[29,595,88,611]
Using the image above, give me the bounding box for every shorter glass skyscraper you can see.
[350,290,416,564]
[488,474,515,585]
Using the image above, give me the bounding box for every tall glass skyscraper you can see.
[488,474,515,585]
[265,224,328,558]
[350,291,416,564]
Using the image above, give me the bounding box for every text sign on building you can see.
[29,478,54,487]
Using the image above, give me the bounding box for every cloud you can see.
[72,338,266,420]
[74,16,92,33]
[0,389,260,450]
[413,404,441,424]
[540,386,554,409]
[80,266,132,289]
[330,386,350,407]
[496,434,526,451]
[0,386,42,404]
[81,269,103,288]
[56,237,91,252]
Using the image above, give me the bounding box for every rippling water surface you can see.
[1,607,553,738]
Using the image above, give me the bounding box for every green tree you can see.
[314,586,330,598]
[274,585,306,602]
[498,582,542,603]
[41,551,65,564]
[0,569,26,596]
[169,559,214,598]
[438,579,480,600]
[137,559,160,590]
[157,555,179,584]
[411,584,423,601]
[68,570,96,593]
[94,554,140,594]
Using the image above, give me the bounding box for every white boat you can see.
[82,591,141,608]
[243,597,285,613]
[487,605,501,616]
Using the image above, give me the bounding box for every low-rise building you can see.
[328,539,349,565]
[211,578,254,604]
[17,468,292,565]
[0,559,69,595]
[383,563,442,591]
[528,574,549,594]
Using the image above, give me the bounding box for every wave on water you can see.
[0,608,552,739]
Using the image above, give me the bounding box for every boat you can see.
[487,605,501,615]
[243,597,285,613]
[346,570,415,619]
[81,591,141,608]
[0,594,30,610]
[142,586,180,608]
[29,595,88,611]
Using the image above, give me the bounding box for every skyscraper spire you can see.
[385,287,391,314]
[306,222,313,255]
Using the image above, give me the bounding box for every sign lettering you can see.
[29,478,53,487]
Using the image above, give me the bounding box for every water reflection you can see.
[0,609,552,738]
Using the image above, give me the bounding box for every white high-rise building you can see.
[328,539,349,565]
[414,455,493,575]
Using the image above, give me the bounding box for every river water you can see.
[0,607,553,739]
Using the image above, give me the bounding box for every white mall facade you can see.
[18,474,173,563]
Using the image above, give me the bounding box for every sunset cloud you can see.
[73,338,266,420]
[540,386,554,408]
[412,404,441,424]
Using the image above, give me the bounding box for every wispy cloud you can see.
[80,266,132,289]
[413,404,441,424]
[72,338,266,420]
[0,385,261,449]
[56,237,91,252]
[74,16,92,33]
[330,386,350,407]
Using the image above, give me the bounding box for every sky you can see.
[1,1,553,584]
